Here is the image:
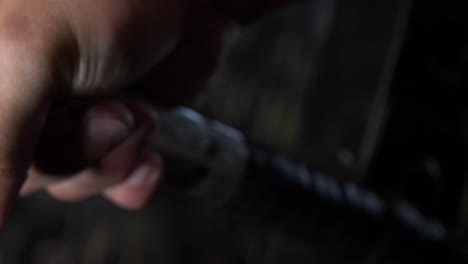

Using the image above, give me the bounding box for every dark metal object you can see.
[154,107,450,245]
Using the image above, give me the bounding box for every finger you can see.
[19,169,56,196]
[81,102,135,162]
[23,147,163,210]
[44,104,158,202]
[22,102,157,198]
[46,121,154,202]
[34,100,135,175]
[103,151,163,210]
[21,101,135,195]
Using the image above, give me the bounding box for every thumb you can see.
[0,37,54,229]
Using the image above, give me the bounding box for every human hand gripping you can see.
[0,0,227,228]
[0,0,297,229]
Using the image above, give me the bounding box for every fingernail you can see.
[86,114,131,148]
[128,165,161,187]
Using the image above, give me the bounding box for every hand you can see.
[22,101,163,210]
[0,0,227,228]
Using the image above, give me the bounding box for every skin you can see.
[0,0,296,229]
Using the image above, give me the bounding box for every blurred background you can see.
[1,0,468,263]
